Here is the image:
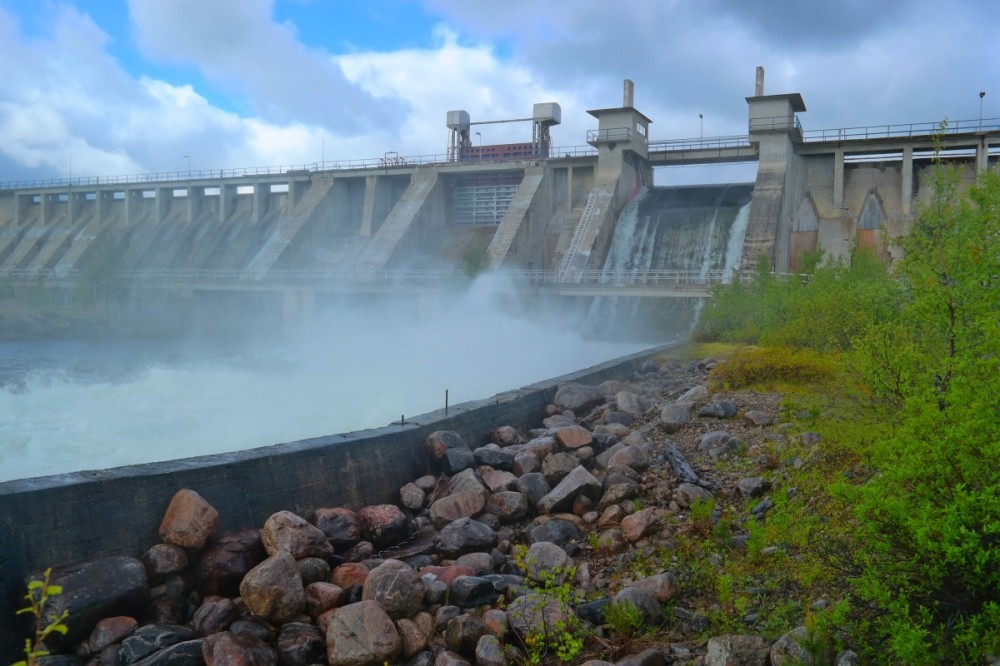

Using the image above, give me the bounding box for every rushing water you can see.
[587,184,753,340]
[0,274,645,483]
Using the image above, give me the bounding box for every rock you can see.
[400,483,426,510]
[456,551,494,573]
[528,518,582,546]
[554,425,593,449]
[474,445,514,471]
[363,559,425,619]
[607,445,649,472]
[445,614,486,656]
[491,426,523,447]
[314,508,362,550]
[802,431,822,446]
[678,385,709,403]
[541,451,579,485]
[191,597,240,636]
[598,474,640,509]
[35,555,149,647]
[615,390,648,416]
[744,410,773,426]
[426,430,470,461]
[437,518,498,558]
[443,447,476,474]
[396,617,428,658]
[342,540,375,562]
[481,608,508,638]
[553,383,606,413]
[515,473,550,507]
[481,469,518,493]
[434,650,472,666]
[139,544,188,584]
[506,592,571,638]
[523,542,573,585]
[770,626,815,665]
[449,576,500,608]
[699,400,739,418]
[543,413,576,429]
[434,605,462,633]
[158,489,218,549]
[486,491,529,524]
[358,504,410,548]
[445,468,490,497]
[119,624,196,664]
[616,648,668,666]
[262,510,334,559]
[675,483,714,508]
[195,529,266,597]
[536,465,602,514]
[631,572,680,603]
[277,622,326,666]
[297,556,331,585]
[88,616,138,652]
[512,451,541,476]
[474,634,507,666]
[239,551,305,623]
[129,638,204,664]
[704,634,771,666]
[613,587,664,626]
[331,562,372,589]
[305,581,343,619]
[326,601,402,666]
[202,631,277,665]
[737,477,772,498]
[660,404,691,433]
[621,507,660,542]
[429,491,487,529]
[598,504,625,526]
[414,475,439,493]
[605,410,636,427]
[576,597,611,625]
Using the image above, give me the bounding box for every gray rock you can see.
[474,445,514,470]
[659,404,691,432]
[506,592,571,638]
[516,472,550,507]
[528,518,582,546]
[536,465,602,514]
[612,587,664,626]
[262,510,334,559]
[675,483,713,508]
[512,451,541,476]
[486,491,529,524]
[615,390,649,416]
[429,491,486,529]
[607,445,649,471]
[363,559,424,619]
[523,542,573,585]
[326,600,402,666]
[553,383,606,413]
[474,634,508,666]
[744,410,773,426]
[770,626,814,665]
[436,518,498,558]
[542,451,579,484]
[400,483,426,510]
[450,576,500,608]
[140,544,188,585]
[704,634,770,666]
[699,400,739,418]
[677,385,709,403]
[737,477,772,498]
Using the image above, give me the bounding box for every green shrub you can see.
[708,346,836,390]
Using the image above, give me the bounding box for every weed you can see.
[13,567,69,666]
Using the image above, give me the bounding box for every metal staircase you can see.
[557,190,611,283]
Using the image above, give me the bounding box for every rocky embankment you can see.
[20,356,860,665]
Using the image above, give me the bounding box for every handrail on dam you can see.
[801,116,1000,142]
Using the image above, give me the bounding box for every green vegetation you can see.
[12,568,69,666]
[691,163,1000,663]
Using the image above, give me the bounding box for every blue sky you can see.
[1,0,997,186]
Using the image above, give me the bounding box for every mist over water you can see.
[0,274,646,483]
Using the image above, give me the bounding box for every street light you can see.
[980,91,986,131]
[184,154,191,178]
[699,114,703,141]
[475,131,482,146]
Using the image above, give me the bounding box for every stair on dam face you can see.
[4,220,63,270]
[486,167,545,268]
[558,188,614,282]
[53,212,112,276]
[245,178,337,278]
[353,171,437,272]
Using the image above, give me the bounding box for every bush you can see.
[708,346,837,390]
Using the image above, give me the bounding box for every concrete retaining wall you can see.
[0,344,670,656]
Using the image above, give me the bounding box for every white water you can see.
[0,274,645,483]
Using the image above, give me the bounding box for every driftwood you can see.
[665,442,703,485]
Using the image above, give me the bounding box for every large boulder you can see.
[158,488,219,549]
[535,465,602,514]
[362,560,424,619]
[313,507,362,550]
[357,504,410,548]
[239,551,306,623]
[326,601,402,666]
[262,510,334,559]
[436,518,498,559]
[553,383,605,413]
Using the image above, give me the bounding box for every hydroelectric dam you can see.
[3,71,999,332]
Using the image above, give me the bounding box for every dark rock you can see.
[613,587,664,626]
[426,430,470,461]
[436,518,498,558]
[238,551,305,623]
[576,597,611,625]
[363,559,424,619]
[119,624,196,664]
[660,404,691,433]
[358,504,410,548]
[313,507,362,550]
[528,518,582,546]
[296,556,331,585]
[536,465,602,514]
[277,622,326,666]
[491,425,523,447]
[616,647,668,666]
[699,400,739,418]
[737,477,772,498]
[605,410,637,426]
[443,447,476,474]
[34,555,149,648]
[445,614,486,657]
[130,639,204,666]
[139,545,188,585]
[486,491,529,524]
[474,446,514,470]
[449,576,500,608]
[88,616,138,652]
[515,473,549,507]
[195,529,265,597]
[191,597,240,636]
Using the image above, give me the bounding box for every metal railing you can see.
[801,117,1000,142]
[0,144,600,192]
[648,135,754,152]
[586,127,645,146]
[0,267,755,288]
[749,115,804,133]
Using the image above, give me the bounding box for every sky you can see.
[0,0,997,187]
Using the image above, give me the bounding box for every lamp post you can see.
[980,91,986,131]
[184,154,191,178]
[475,132,482,146]
[699,114,703,141]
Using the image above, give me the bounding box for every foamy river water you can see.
[0,276,649,483]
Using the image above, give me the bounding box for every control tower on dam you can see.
[2,70,999,310]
